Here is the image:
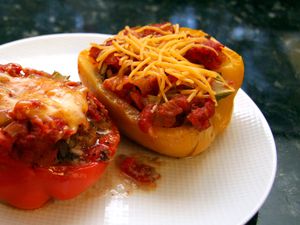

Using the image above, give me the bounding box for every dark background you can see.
[1,0,300,224]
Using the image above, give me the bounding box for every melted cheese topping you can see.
[92,23,232,104]
[0,72,89,132]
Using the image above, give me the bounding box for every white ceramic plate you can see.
[0,34,277,225]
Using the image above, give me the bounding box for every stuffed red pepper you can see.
[0,63,120,209]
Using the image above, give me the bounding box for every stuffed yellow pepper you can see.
[78,22,244,157]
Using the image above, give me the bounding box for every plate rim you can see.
[0,33,112,49]
[236,90,277,225]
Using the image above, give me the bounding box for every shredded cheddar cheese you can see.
[93,23,234,104]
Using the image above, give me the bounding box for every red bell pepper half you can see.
[0,63,120,209]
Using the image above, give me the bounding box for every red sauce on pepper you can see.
[117,154,161,185]
[184,39,225,70]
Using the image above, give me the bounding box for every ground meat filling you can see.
[90,24,222,133]
[0,91,114,167]
[0,64,116,167]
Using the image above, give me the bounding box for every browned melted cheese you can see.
[0,72,89,132]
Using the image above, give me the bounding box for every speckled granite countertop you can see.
[1,0,300,224]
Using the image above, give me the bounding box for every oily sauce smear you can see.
[69,150,163,203]
[116,154,161,186]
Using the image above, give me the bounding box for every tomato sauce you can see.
[0,64,119,167]
[117,154,161,185]
[89,24,223,134]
